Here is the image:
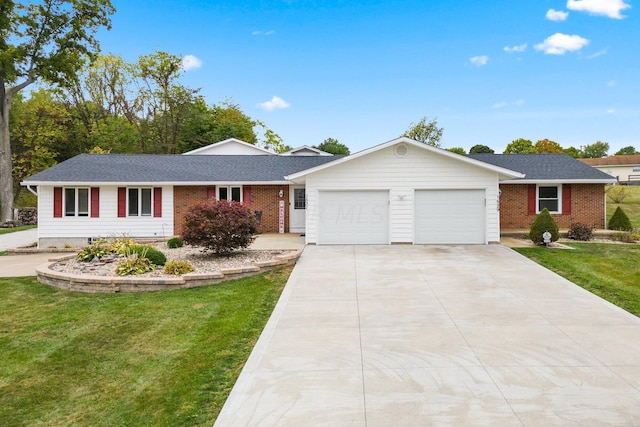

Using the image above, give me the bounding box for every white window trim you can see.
[127,187,154,217]
[64,187,90,217]
[537,184,562,214]
[217,185,243,203]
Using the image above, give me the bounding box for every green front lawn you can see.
[515,243,640,316]
[0,267,291,426]
[607,185,640,229]
[0,225,36,235]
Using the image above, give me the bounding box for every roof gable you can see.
[182,138,275,155]
[286,137,524,181]
[280,145,333,156]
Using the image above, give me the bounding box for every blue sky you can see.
[97,0,639,154]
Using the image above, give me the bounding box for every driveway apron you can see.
[214,245,640,426]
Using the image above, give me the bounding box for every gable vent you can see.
[394,143,408,158]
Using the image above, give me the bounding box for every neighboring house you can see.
[578,154,640,184]
[22,137,614,247]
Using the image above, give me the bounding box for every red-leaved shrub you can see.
[182,200,258,255]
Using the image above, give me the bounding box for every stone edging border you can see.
[36,250,301,293]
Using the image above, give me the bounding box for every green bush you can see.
[108,237,137,254]
[129,245,167,266]
[567,222,593,241]
[608,206,633,231]
[163,260,194,275]
[167,237,184,249]
[115,256,155,276]
[528,208,560,245]
[77,239,110,262]
[182,200,258,255]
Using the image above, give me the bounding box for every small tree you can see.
[607,186,630,204]
[469,144,494,154]
[182,200,258,255]
[528,208,560,245]
[608,206,633,231]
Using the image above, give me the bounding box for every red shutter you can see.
[153,187,162,217]
[242,186,252,207]
[53,187,63,218]
[562,184,572,215]
[90,187,100,218]
[207,186,216,200]
[118,187,127,217]
[527,184,536,215]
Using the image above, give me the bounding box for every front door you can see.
[289,186,306,233]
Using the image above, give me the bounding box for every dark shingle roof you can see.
[467,153,615,181]
[24,154,341,183]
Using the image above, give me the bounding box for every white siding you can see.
[38,186,174,246]
[304,144,501,244]
[594,165,638,182]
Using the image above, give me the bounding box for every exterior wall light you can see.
[278,189,284,198]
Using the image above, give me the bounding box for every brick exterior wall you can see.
[173,185,290,236]
[500,183,606,230]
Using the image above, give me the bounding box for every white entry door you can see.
[317,190,389,244]
[289,187,306,233]
[414,189,485,244]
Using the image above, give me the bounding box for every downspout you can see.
[26,184,38,197]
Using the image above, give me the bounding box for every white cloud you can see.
[258,96,290,111]
[587,49,608,59]
[469,55,489,66]
[534,33,589,55]
[546,9,569,21]
[182,55,202,71]
[504,43,527,53]
[492,100,525,109]
[607,108,615,114]
[566,0,631,19]
[252,30,275,36]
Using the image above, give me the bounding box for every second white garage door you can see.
[318,191,389,244]
[414,189,485,244]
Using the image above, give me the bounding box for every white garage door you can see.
[318,191,389,244]
[414,189,485,244]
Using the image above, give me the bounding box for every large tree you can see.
[0,0,114,222]
[615,146,638,156]
[402,116,443,147]
[534,138,563,153]
[504,138,535,154]
[315,137,350,155]
[581,141,610,158]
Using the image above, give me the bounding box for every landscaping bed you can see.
[38,244,300,293]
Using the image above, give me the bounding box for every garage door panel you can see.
[415,190,485,244]
[318,191,389,244]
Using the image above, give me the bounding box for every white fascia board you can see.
[500,179,617,184]
[286,137,524,181]
[21,180,293,187]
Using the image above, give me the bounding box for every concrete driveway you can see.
[215,244,640,426]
